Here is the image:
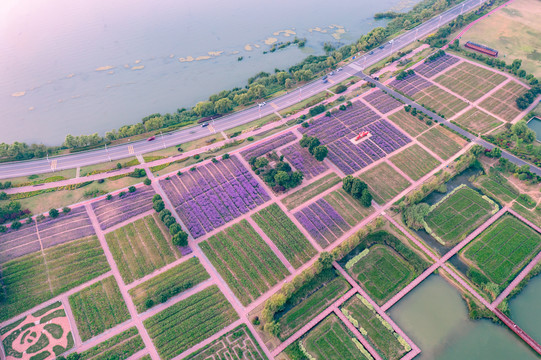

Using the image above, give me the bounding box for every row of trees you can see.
[299,135,328,161]
[342,175,373,207]
[250,154,304,192]
[152,194,188,247]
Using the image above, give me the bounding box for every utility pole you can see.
[160,131,166,149]
[461,3,465,14]
[105,143,111,162]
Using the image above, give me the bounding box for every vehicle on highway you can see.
[258,102,267,108]
[329,71,334,76]
[322,75,328,80]
[369,51,374,55]
[378,45,384,49]
[147,136,155,141]
[322,78,328,83]
[201,122,209,127]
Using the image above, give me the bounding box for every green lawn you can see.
[144,285,239,360]
[464,215,541,286]
[417,126,465,160]
[389,145,440,181]
[129,257,210,313]
[302,314,369,360]
[252,203,316,269]
[388,109,432,137]
[0,236,110,322]
[277,269,351,340]
[434,62,506,102]
[200,220,289,306]
[79,327,145,360]
[105,214,181,284]
[279,91,330,117]
[342,295,410,360]
[359,162,411,204]
[324,189,374,227]
[282,173,341,210]
[69,276,130,341]
[348,245,415,303]
[424,185,498,246]
[453,108,503,135]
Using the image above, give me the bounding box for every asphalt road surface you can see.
[0,0,490,179]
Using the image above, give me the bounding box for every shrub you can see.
[0,225,6,233]
[159,209,172,222]
[11,220,22,230]
[335,84,347,93]
[145,299,155,309]
[172,231,188,247]
[143,178,151,186]
[97,178,105,184]
[194,154,200,160]
[128,186,136,193]
[62,207,71,214]
[222,153,230,159]
[177,171,182,176]
[247,137,254,141]
[25,217,33,225]
[36,214,45,222]
[190,167,196,172]
[106,194,113,200]
[0,192,7,200]
[339,104,346,111]
[211,158,218,163]
[49,208,59,218]
[301,122,309,128]
[116,163,122,169]
[153,200,165,212]
[130,168,146,178]
[169,223,182,236]
[118,191,126,198]
[66,353,81,360]
[163,215,176,227]
[153,194,162,202]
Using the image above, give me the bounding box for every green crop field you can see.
[69,276,130,341]
[464,215,541,286]
[417,126,465,159]
[78,327,145,360]
[413,86,469,118]
[0,235,109,322]
[324,189,374,227]
[342,295,410,360]
[276,269,350,340]
[479,81,528,122]
[129,257,210,313]
[144,285,239,360]
[302,314,369,360]
[512,202,541,228]
[389,144,440,180]
[200,220,289,306]
[105,214,181,284]
[453,108,503,135]
[348,245,415,303]
[388,109,433,137]
[184,324,268,360]
[282,173,341,210]
[359,162,411,204]
[252,204,316,269]
[475,171,519,203]
[435,62,507,102]
[424,185,497,246]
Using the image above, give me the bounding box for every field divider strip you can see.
[126,349,149,360]
[333,306,383,360]
[61,294,83,347]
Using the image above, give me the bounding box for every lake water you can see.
[389,275,540,359]
[527,117,541,142]
[0,0,418,145]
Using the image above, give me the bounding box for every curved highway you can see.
[0,0,487,179]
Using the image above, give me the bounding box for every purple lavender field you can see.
[92,187,156,230]
[294,198,349,248]
[415,54,459,78]
[240,132,296,160]
[160,155,270,238]
[363,90,402,114]
[299,101,411,175]
[281,143,328,180]
[389,73,431,96]
[0,225,40,263]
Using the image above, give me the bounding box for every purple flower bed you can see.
[389,74,431,96]
[92,188,155,230]
[241,132,297,160]
[363,90,402,114]
[295,198,349,248]
[281,143,328,180]
[159,155,270,238]
[415,54,459,78]
[0,225,40,263]
[38,207,95,249]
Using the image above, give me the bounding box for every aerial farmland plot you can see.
[359,162,411,204]
[424,185,499,246]
[415,54,460,78]
[281,172,341,211]
[388,108,433,137]
[389,144,440,180]
[412,85,469,118]
[91,187,156,230]
[479,80,529,121]
[159,155,270,239]
[77,327,145,360]
[300,101,411,175]
[105,213,181,284]
[200,220,289,306]
[323,189,374,227]
[362,89,402,114]
[453,108,503,135]
[144,285,239,360]
[417,126,465,159]
[281,143,329,180]
[463,214,541,287]
[241,132,297,160]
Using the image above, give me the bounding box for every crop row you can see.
[240,132,297,160]
[78,327,144,360]
[363,90,402,114]
[295,199,349,248]
[415,54,459,78]
[281,143,328,180]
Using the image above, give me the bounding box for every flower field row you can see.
[200,220,289,306]
[144,285,239,360]
[415,54,460,78]
[294,198,349,248]
[240,131,297,160]
[37,207,95,249]
[363,90,402,114]
[281,143,328,180]
[389,73,432,96]
[92,187,156,230]
[160,156,270,238]
[129,257,210,313]
[0,224,40,263]
[252,203,316,269]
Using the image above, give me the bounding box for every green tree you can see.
[193,101,215,117]
[351,179,367,199]
[214,98,233,114]
[163,215,176,227]
[49,208,59,218]
[403,203,430,229]
[274,171,290,187]
[312,145,328,161]
[342,175,355,193]
[172,231,188,246]
[318,252,333,269]
[169,223,182,236]
[153,200,165,212]
[143,178,151,186]
[254,157,269,169]
[360,189,373,207]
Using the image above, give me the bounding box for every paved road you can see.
[0,0,488,179]
[355,72,541,176]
